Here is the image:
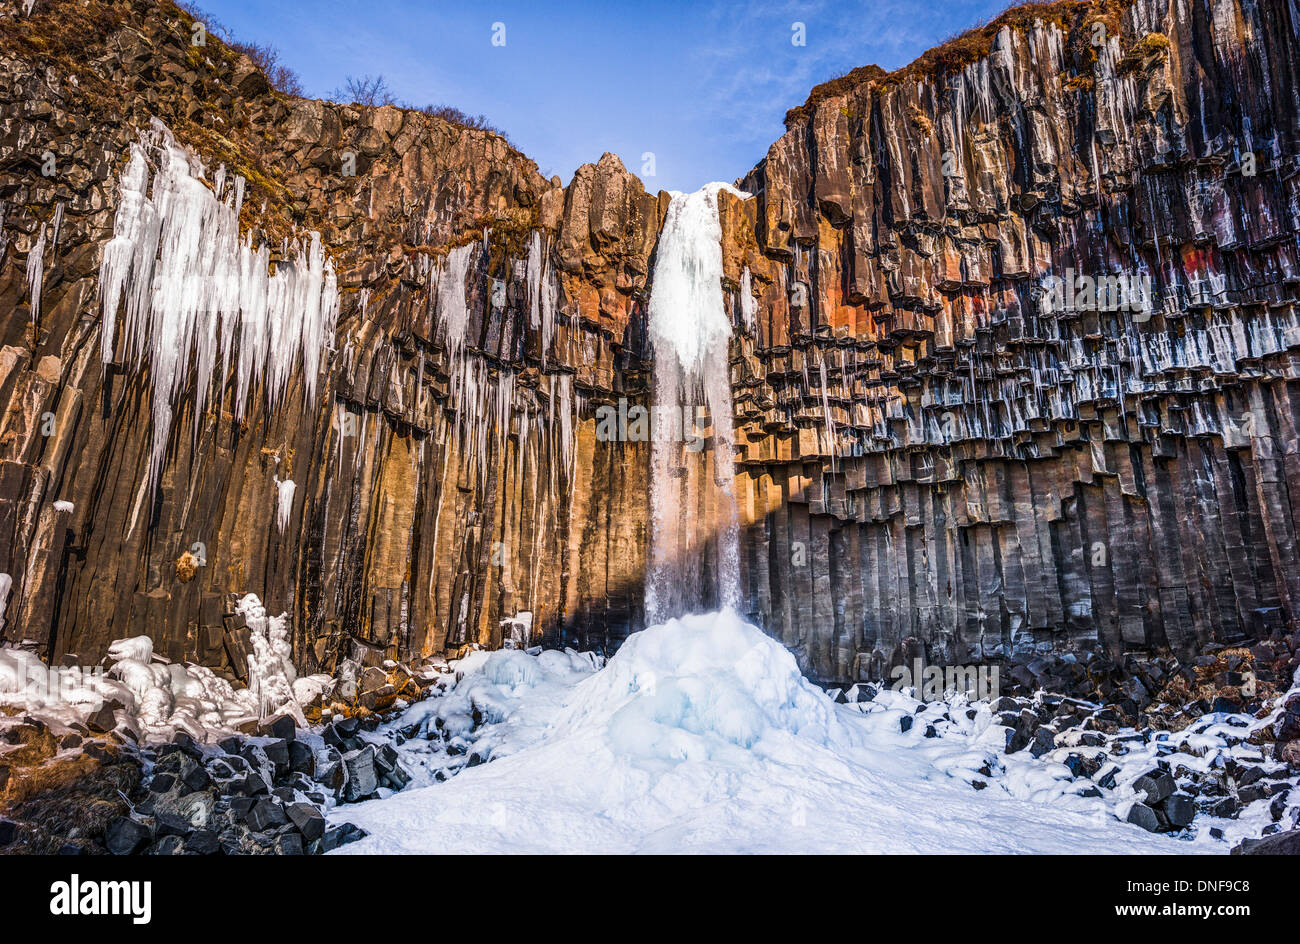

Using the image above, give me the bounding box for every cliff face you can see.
[0,0,661,675]
[1,0,1298,685]
[727,0,1300,680]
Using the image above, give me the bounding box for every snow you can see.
[1,591,330,743]
[234,592,305,725]
[331,609,1222,854]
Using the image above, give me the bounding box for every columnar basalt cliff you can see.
[1,0,1298,687]
[728,0,1300,681]
[0,0,662,675]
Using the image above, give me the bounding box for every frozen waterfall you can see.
[644,184,743,624]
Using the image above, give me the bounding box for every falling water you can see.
[644,184,743,624]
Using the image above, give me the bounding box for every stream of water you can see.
[644,184,743,624]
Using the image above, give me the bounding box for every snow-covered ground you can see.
[332,610,1274,854]
[0,593,327,740]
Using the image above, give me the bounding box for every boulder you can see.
[286,802,325,841]
[1125,803,1161,833]
[341,745,378,802]
[1232,830,1300,855]
[105,816,152,855]
[1133,769,1176,805]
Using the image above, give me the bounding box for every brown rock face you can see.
[727,0,1300,680]
[1,0,1299,688]
[0,0,655,675]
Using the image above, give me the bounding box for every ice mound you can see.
[333,610,1188,854]
[556,609,844,756]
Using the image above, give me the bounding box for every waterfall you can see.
[644,184,744,624]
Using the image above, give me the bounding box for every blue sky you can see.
[199,0,1010,193]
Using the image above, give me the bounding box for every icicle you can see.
[0,572,11,637]
[525,231,557,367]
[819,355,837,465]
[50,202,64,252]
[436,242,477,363]
[25,227,45,323]
[496,368,515,458]
[557,372,574,483]
[275,478,295,533]
[739,265,757,329]
[97,121,340,488]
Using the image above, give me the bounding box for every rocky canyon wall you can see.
[1,0,1298,686]
[0,0,661,678]
[726,0,1300,681]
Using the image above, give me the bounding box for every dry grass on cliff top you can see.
[0,0,128,102]
[784,0,1136,126]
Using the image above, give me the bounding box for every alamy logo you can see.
[50,875,152,925]
[1040,268,1153,318]
[890,658,999,702]
[595,398,708,452]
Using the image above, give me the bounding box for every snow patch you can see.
[234,593,304,725]
[331,610,1206,854]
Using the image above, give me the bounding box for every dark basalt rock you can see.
[1133,769,1176,805]
[342,745,378,802]
[1159,795,1195,830]
[286,802,325,842]
[105,816,152,855]
[1125,803,1161,833]
[245,797,287,832]
[1232,830,1300,855]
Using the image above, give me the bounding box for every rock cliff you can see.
[1,0,1298,685]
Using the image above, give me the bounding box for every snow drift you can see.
[333,610,1202,854]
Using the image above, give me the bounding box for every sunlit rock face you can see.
[725,0,1300,681]
[0,0,656,674]
[1,0,1299,686]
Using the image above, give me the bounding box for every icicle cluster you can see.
[234,592,304,724]
[425,234,575,502]
[525,231,558,367]
[98,119,340,486]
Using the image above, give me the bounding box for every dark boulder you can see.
[105,816,152,855]
[1125,803,1161,833]
[1232,830,1300,855]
